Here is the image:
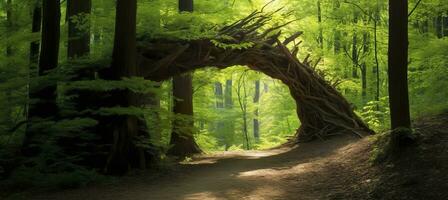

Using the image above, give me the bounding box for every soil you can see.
[21,113,448,200]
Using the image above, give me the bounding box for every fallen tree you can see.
[137,10,374,141]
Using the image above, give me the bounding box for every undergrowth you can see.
[370,128,418,163]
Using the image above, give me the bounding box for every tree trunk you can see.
[24,0,61,152]
[29,3,41,66]
[179,0,193,12]
[215,82,224,108]
[214,82,228,149]
[317,0,323,50]
[237,72,250,150]
[388,0,411,130]
[352,11,359,78]
[224,79,234,150]
[168,0,201,157]
[361,16,369,103]
[68,0,91,59]
[373,4,380,102]
[333,1,341,54]
[253,80,260,141]
[102,0,144,175]
[168,73,201,156]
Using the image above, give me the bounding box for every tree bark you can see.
[24,0,61,152]
[168,0,201,157]
[388,0,411,130]
[168,73,201,156]
[102,0,144,175]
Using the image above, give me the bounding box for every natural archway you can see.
[137,11,374,141]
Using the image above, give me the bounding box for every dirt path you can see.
[33,135,372,200]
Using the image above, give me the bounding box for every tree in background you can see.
[236,71,250,150]
[68,0,91,59]
[29,1,41,66]
[253,80,261,141]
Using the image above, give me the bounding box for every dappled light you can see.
[1,0,447,199]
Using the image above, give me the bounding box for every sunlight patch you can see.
[237,162,312,178]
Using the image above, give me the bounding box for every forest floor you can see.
[16,113,448,200]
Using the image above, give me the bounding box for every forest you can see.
[0,0,447,199]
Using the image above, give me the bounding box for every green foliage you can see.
[0,0,447,192]
[191,66,298,151]
[360,96,390,132]
[211,39,254,50]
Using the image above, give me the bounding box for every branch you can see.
[343,1,374,21]
[8,120,27,133]
[408,0,423,18]
[283,31,303,46]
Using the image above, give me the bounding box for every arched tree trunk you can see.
[138,10,374,141]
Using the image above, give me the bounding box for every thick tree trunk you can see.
[168,73,201,156]
[168,0,201,157]
[101,0,145,175]
[388,0,411,130]
[24,0,60,152]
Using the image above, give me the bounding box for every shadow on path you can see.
[34,135,368,200]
